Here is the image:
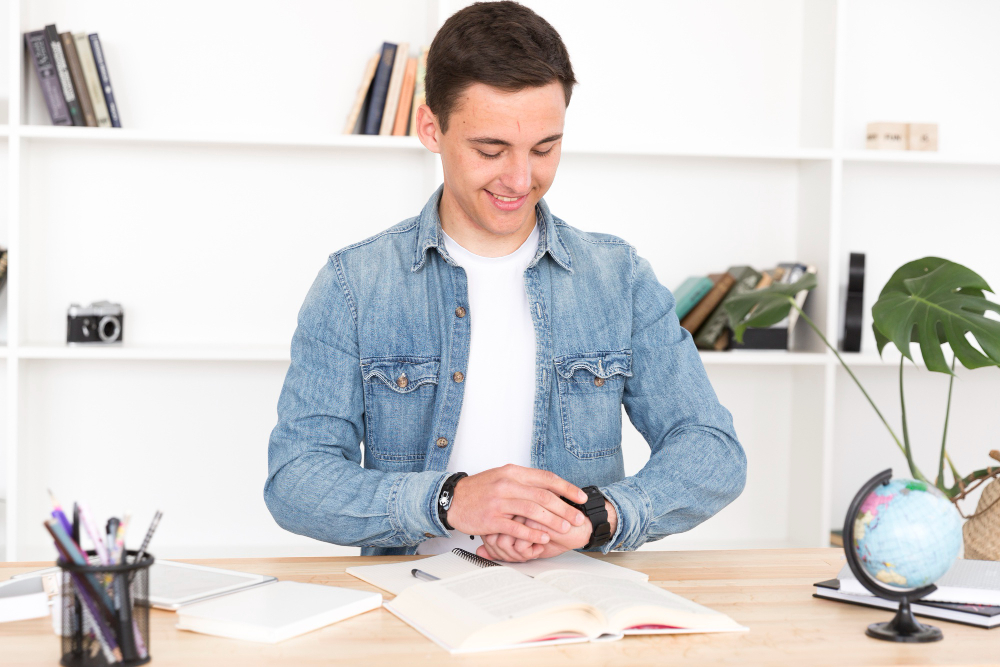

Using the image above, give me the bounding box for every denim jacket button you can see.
[594,377,605,387]
[396,374,408,389]
[424,532,435,538]
[453,371,464,383]
[455,306,467,318]
[436,437,449,448]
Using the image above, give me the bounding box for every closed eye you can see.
[477,149,502,160]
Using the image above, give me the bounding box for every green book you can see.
[694,266,761,349]
[673,276,714,321]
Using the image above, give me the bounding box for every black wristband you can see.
[562,486,612,550]
[437,472,467,531]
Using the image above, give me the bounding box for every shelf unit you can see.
[2,0,998,561]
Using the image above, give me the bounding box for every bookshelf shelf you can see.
[15,343,290,362]
[840,150,1000,168]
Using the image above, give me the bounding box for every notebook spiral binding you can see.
[451,548,500,568]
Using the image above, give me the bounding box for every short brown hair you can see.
[426,1,576,133]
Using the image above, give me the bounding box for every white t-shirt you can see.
[417,224,540,555]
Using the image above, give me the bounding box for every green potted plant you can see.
[725,257,1000,559]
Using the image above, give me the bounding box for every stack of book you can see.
[675,263,816,351]
[343,42,429,137]
[25,25,121,128]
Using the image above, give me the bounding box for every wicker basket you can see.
[963,478,1000,561]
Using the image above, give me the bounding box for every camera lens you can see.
[98,316,121,342]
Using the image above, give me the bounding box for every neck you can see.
[438,185,536,257]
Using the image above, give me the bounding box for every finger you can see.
[494,534,525,563]
[512,537,537,559]
[483,533,499,548]
[477,544,500,561]
[523,518,547,531]
[504,498,575,534]
[519,468,588,504]
[527,487,588,527]
[494,518,550,545]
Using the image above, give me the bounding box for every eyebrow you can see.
[468,133,563,147]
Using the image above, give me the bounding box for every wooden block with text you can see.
[907,123,938,151]
[866,122,907,150]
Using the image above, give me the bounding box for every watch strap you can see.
[563,486,612,550]
[437,472,467,531]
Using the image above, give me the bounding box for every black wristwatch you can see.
[437,472,467,531]
[562,486,612,550]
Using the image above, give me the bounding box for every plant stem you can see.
[946,452,963,487]
[790,302,914,466]
[937,355,957,491]
[897,356,926,481]
[945,465,1000,500]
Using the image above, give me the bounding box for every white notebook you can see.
[838,559,1000,606]
[175,581,382,643]
[347,548,648,596]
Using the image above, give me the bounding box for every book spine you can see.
[24,31,72,125]
[842,253,865,352]
[74,32,111,127]
[45,25,85,126]
[680,274,735,334]
[60,32,97,127]
[674,277,713,321]
[392,57,418,136]
[694,267,761,348]
[364,43,397,135]
[380,43,410,136]
[409,47,428,137]
[343,53,379,135]
[88,33,121,127]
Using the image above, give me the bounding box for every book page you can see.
[535,570,743,632]
[346,552,480,595]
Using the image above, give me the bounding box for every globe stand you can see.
[843,469,943,643]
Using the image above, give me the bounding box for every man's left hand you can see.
[476,501,618,562]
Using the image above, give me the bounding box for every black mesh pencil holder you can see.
[57,550,153,667]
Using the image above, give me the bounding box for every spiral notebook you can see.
[347,548,648,596]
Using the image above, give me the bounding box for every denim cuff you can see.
[392,471,453,545]
[598,478,651,552]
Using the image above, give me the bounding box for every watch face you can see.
[439,490,452,510]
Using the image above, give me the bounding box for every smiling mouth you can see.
[487,190,527,202]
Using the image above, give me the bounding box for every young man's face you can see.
[417,81,566,251]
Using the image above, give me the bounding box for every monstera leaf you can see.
[724,273,818,343]
[872,257,1000,374]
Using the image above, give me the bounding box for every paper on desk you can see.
[837,559,1000,606]
[347,549,648,596]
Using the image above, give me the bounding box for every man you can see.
[265,1,746,562]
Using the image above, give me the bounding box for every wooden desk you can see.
[1,549,994,666]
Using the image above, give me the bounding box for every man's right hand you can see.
[445,464,588,546]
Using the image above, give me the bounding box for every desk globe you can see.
[843,469,963,642]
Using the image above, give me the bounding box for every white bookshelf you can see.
[1,0,998,561]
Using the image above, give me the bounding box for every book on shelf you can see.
[409,46,429,137]
[680,272,734,334]
[694,266,761,349]
[60,31,97,127]
[25,30,72,125]
[672,276,714,321]
[89,33,121,127]
[380,42,410,135]
[363,42,398,135]
[343,53,379,134]
[392,57,418,136]
[74,32,112,127]
[729,263,816,351]
[45,24,86,127]
[384,566,746,654]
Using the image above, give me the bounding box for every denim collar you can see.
[411,185,573,273]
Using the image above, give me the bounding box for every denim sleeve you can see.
[263,256,451,548]
[598,251,747,552]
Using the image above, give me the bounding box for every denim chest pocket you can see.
[361,356,439,466]
[554,350,632,459]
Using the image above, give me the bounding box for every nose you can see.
[499,152,531,195]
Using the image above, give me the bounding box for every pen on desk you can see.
[132,510,162,565]
[411,569,440,582]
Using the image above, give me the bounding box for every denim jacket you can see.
[265,187,746,556]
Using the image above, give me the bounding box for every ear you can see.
[415,104,442,154]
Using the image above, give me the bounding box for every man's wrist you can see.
[605,500,618,539]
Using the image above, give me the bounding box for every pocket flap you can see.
[362,357,440,393]
[554,350,632,380]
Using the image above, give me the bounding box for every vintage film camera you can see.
[66,301,124,344]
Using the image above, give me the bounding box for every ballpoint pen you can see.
[411,569,440,582]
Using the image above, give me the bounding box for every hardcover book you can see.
[731,263,815,350]
[363,42,397,135]
[409,47,429,137]
[680,273,734,334]
[694,266,761,349]
[380,42,410,135]
[343,53,379,135]
[74,32,111,127]
[672,276,714,321]
[384,567,745,654]
[25,30,72,125]
[392,56,418,136]
[45,24,85,126]
[88,33,121,127]
[60,32,96,126]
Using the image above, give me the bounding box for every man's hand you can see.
[445,464,588,546]
[477,501,619,562]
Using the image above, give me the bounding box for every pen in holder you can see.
[57,549,153,667]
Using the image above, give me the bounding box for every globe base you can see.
[866,602,942,643]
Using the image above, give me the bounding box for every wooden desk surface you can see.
[1,548,995,666]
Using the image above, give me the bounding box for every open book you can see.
[384,566,746,654]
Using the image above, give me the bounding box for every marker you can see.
[411,569,440,582]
